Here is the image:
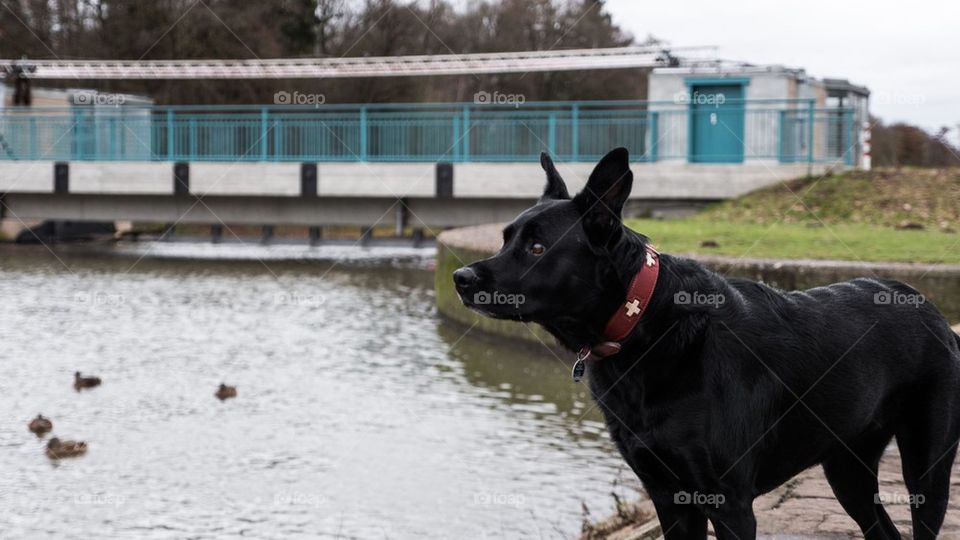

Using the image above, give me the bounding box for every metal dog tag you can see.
[572,358,586,382]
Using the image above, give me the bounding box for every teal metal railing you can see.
[0,100,857,165]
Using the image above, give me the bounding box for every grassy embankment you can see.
[626,168,960,264]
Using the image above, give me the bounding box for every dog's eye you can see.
[529,243,546,256]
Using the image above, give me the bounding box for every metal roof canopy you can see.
[2,46,715,80]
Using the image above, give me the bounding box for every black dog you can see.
[453,148,960,539]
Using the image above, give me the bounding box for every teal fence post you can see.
[548,112,557,156]
[166,109,174,160]
[359,107,368,161]
[275,115,284,160]
[29,117,37,159]
[260,107,269,161]
[189,117,197,160]
[778,110,785,163]
[845,108,854,166]
[462,106,471,162]
[275,114,282,160]
[109,117,117,160]
[571,103,579,161]
[806,100,815,164]
[650,111,659,162]
[72,108,82,160]
[452,114,461,162]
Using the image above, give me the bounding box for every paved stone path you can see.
[753,445,960,539]
[584,444,960,539]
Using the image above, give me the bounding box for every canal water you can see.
[0,242,630,539]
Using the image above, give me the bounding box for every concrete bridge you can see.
[0,159,830,238]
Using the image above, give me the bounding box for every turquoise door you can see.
[689,84,745,163]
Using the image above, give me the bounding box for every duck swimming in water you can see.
[28,414,53,435]
[215,383,237,400]
[46,437,87,459]
[74,372,101,391]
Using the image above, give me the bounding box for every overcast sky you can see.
[605,0,959,139]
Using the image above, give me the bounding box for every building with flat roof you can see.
[648,63,869,168]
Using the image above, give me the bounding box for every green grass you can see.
[625,219,960,264]
[623,168,960,264]
[697,168,960,230]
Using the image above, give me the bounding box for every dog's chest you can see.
[589,365,713,485]
[600,403,711,489]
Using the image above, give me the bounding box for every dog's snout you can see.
[453,266,478,288]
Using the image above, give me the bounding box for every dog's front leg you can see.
[707,499,757,540]
[648,490,708,540]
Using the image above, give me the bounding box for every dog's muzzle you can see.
[453,266,478,289]
[453,266,480,304]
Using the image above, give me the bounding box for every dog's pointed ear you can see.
[539,152,570,201]
[573,147,633,247]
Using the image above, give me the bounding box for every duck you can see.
[28,414,53,435]
[215,383,237,400]
[46,437,87,459]
[74,371,102,390]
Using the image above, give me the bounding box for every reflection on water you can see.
[437,324,610,442]
[0,243,628,539]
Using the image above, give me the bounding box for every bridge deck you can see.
[0,160,833,228]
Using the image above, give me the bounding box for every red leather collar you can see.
[573,246,660,381]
